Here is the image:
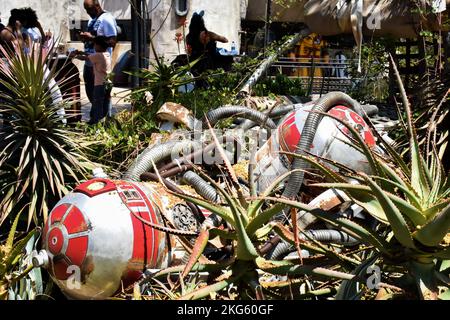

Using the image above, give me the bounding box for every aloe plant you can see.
[0,210,39,300]
[0,43,96,227]
[271,57,450,299]
[138,121,367,300]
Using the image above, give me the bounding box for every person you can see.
[80,0,117,115]
[0,15,4,33]
[0,9,27,54]
[70,36,112,125]
[0,8,51,55]
[320,49,331,95]
[322,49,331,77]
[0,9,66,127]
[334,50,347,79]
[185,10,230,79]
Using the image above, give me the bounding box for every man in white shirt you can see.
[80,0,117,118]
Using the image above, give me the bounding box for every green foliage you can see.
[128,57,201,117]
[0,44,96,228]
[347,39,392,103]
[140,126,360,300]
[278,59,450,299]
[80,112,157,171]
[254,74,306,97]
[0,210,38,300]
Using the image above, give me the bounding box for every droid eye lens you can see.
[52,237,58,245]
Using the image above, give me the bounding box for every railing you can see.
[269,57,360,95]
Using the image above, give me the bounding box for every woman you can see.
[0,8,65,124]
[186,10,229,76]
[0,9,26,54]
[0,8,51,55]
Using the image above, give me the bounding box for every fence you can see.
[269,57,360,95]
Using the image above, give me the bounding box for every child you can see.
[70,36,112,124]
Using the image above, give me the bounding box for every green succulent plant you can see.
[135,121,368,300]
[0,210,39,300]
[270,57,450,299]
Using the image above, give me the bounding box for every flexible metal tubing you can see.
[123,140,201,181]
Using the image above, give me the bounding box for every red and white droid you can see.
[35,179,194,299]
[254,103,379,193]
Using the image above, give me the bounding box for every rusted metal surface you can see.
[156,102,197,129]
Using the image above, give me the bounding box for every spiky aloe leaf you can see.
[246,203,286,237]
[6,208,24,250]
[247,168,305,221]
[312,183,426,226]
[272,222,296,243]
[314,183,388,224]
[188,164,247,224]
[390,55,431,200]
[364,115,411,176]
[263,197,392,255]
[410,260,439,300]
[414,204,450,247]
[255,257,355,280]
[178,277,230,300]
[291,208,304,264]
[176,168,257,260]
[423,198,450,218]
[361,173,416,249]
[182,229,210,278]
[177,269,245,300]
[372,175,422,211]
[231,203,259,261]
[5,229,39,271]
[282,152,348,184]
[209,228,237,240]
[439,289,450,300]
[426,143,447,207]
[205,118,248,209]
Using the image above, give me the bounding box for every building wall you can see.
[0,0,150,42]
[1,0,249,63]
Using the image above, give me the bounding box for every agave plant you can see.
[0,43,96,227]
[270,58,450,299]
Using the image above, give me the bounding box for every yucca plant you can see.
[270,57,450,299]
[0,43,96,227]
